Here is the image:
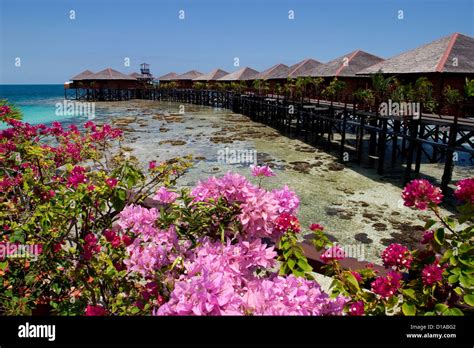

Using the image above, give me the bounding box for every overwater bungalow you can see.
[252,63,291,92]
[173,70,204,88]
[193,68,229,87]
[67,68,140,100]
[358,32,474,102]
[218,67,260,89]
[288,58,323,78]
[306,50,384,101]
[157,72,179,84]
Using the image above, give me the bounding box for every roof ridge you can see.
[335,50,360,77]
[436,32,460,72]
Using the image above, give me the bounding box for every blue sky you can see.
[0,0,473,84]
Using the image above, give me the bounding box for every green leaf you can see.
[448,274,459,284]
[424,219,436,230]
[463,294,474,307]
[401,288,416,300]
[297,258,312,272]
[0,260,8,271]
[443,308,464,316]
[434,303,448,313]
[402,302,416,316]
[434,228,445,245]
[287,258,296,270]
[345,273,361,292]
[459,274,470,288]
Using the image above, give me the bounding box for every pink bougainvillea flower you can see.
[348,300,364,316]
[105,177,118,189]
[351,271,362,283]
[85,305,107,316]
[250,165,275,178]
[402,179,443,210]
[271,185,299,214]
[454,178,474,205]
[104,230,121,248]
[371,272,402,299]
[149,160,157,170]
[421,263,444,286]
[274,212,301,234]
[153,186,179,204]
[421,230,434,244]
[320,245,346,263]
[309,223,324,231]
[381,243,413,270]
[67,166,87,188]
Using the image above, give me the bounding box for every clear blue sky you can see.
[0,0,473,84]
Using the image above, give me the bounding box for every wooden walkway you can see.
[66,87,474,192]
[156,89,473,193]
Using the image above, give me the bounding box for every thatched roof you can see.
[86,68,136,80]
[157,72,179,81]
[193,69,229,81]
[307,50,384,77]
[174,70,203,80]
[218,67,260,81]
[288,58,323,78]
[359,33,474,74]
[254,63,290,80]
[129,72,142,79]
[70,70,94,81]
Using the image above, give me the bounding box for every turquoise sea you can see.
[0,85,69,126]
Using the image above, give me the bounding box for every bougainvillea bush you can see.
[315,178,473,316]
[0,102,472,316]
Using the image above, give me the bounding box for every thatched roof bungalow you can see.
[288,58,323,78]
[193,68,229,81]
[306,50,385,100]
[70,68,139,89]
[157,72,179,82]
[358,32,474,99]
[172,70,203,88]
[218,67,260,81]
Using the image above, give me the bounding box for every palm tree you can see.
[371,70,395,101]
[252,79,269,96]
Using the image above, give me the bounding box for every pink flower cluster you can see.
[274,213,301,234]
[402,179,443,210]
[156,239,346,316]
[153,186,179,204]
[348,301,364,316]
[118,204,159,236]
[421,263,444,286]
[381,243,413,270]
[124,225,181,277]
[82,233,101,261]
[67,166,87,188]
[371,271,402,299]
[454,178,474,205]
[190,172,299,241]
[85,304,107,316]
[250,165,275,178]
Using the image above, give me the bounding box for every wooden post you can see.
[377,118,387,174]
[404,118,419,184]
[441,107,460,194]
[414,124,425,174]
[391,120,400,166]
[339,103,348,160]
